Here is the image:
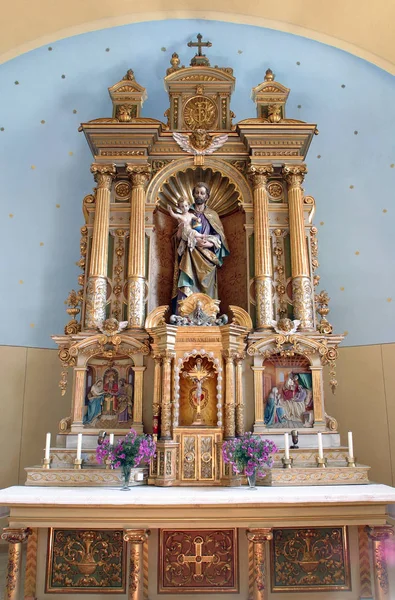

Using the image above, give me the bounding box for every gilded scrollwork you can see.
[159,529,237,592]
[292,276,314,330]
[85,276,107,329]
[271,527,351,592]
[46,529,125,592]
[255,276,273,328]
[128,277,146,328]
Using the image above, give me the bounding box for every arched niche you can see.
[147,161,251,316]
[262,353,314,429]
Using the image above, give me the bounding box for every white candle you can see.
[76,433,82,460]
[317,432,324,459]
[45,433,51,460]
[109,434,114,446]
[348,431,354,458]
[284,433,290,459]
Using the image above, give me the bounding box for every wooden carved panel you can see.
[159,529,238,593]
[46,529,126,593]
[271,527,350,592]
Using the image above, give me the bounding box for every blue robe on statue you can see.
[83,393,105,424]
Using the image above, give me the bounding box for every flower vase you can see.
[247,469,257,490]
[120,464,132,491]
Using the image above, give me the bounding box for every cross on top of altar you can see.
[187,33,212,66]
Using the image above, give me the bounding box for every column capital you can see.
[1,528,32,544]
[366,525,394,542]
[247,164,274,188]
[283,164,307,187]
[223,350,237,363]
[247,528,273,543]
[126,164,152,188]
[160,350,175,364]
[123,529,150,544]
[90,163,116,189]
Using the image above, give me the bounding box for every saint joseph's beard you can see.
[193,195,207,205]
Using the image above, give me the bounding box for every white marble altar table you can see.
[0,484,395,529]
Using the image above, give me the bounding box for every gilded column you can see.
[247,165,274,329]
[71,367,87,428]
[131,366,146,433]
[235,355,245,436]
[152,355,162,439]
[85,164,116,329]
[252,366,265,428]
[126,164,151,328]
[1,528,32,600]
[123,529,149,600]
[246,528,273,600]
[366,526,394,600]
[310,365,325,428]
[224,352,235,439]
[160,352,173,440]
[283,165,314,330]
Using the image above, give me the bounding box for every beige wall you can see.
[325,343,395,486]
[0,346,71,489]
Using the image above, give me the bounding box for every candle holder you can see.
[281,457,293,469]
[105,458,112,470]
[347,456,357,468]
[74,458,83,470]
[42,457,52,469]
[316,456,328,468]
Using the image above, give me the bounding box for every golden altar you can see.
[1,34,394,600]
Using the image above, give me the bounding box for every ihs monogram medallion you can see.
[184,96,217,129]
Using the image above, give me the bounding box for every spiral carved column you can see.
[366,525,394,600]
[235,355,245,436]
[152,356,162,439]
[283,165,314,331]
[85,164,116,329]
[246,528,273,600]
[123,529,149,600]
[248,165,274,329]
[126,165,151,328]
[1,528,32,600]
[224,352,236,439]
[160,352,173,440]
[131,366,146,433]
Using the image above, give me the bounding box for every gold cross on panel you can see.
[179,535,218,578]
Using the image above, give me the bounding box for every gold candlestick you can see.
[105,458,112,470]
[347,456,357,467]
[281,457,293,469]
[42,457,51,469]
[74,458,82,470]
[316,456,328,468]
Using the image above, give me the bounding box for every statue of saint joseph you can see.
[171,182,229,310]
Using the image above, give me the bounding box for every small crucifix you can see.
[182,358,214,425]
[187,33,212,57]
